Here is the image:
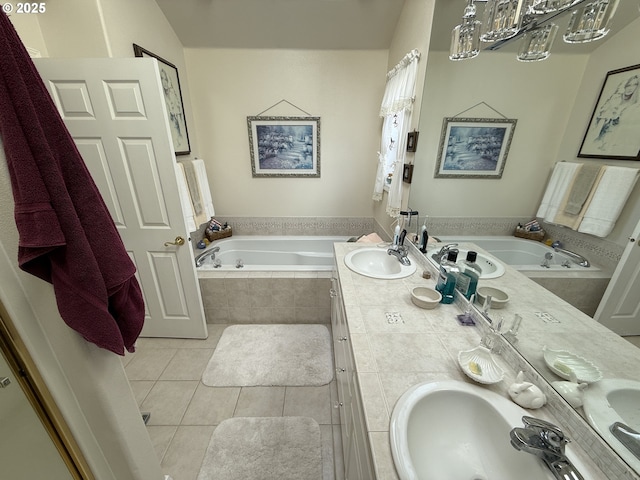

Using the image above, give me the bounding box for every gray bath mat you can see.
[196,417,322,480]
[202,324,333,387]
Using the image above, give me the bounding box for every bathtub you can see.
[433,235,600,272]
[431,235,610,316]
[195,235,351,271]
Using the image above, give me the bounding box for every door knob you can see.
[164,236,185,247]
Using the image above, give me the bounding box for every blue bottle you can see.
[436,250,459,304]
[456,251,481,300]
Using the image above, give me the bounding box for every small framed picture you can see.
[407,131,419,152]
[434,117,517,179]
[247,116,321,177]
[403,164,414,183]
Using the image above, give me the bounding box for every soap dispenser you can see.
[436,250,459,304]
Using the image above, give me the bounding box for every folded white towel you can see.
[578,166,639,238]
[174,162,197,232]
[536,162,581,222]
[192,158,215,218]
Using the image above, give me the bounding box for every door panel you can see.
[35,58,207,339]
[595,221,640,335]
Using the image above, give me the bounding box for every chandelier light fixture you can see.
[449,0,621,61]
[450,0,482,60]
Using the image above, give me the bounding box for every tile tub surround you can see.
[190,216,377,244]
[199,271,332,324]
[424,216,623,272]
[334,242,638,480]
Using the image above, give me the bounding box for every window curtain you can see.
[372,49,420,217]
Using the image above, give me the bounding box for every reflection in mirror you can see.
[409,0,640,475]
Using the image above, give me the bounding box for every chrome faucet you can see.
[387,245,411,266]
[553,247,590,267]
[195,246,220,267]
[510,416,583,480]
[430,243,459,263]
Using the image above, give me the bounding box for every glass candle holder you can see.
[530,0,577,14]
[563,0,619,44]
[481,0,527,42]
[450,1,482,61]
[517,23,559,61]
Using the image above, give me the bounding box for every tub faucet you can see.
[195,246,220,267]
[554,247,590,267]
[387,245,411,266]
[510,416,584,480]
[431,243,459,263]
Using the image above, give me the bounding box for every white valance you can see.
[379,49,421,117]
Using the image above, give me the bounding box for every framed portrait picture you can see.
[578,64,640,160]
[133,44,191,156]
[434,117,517,179]
[407,131,419,152]
[247,116,321,177]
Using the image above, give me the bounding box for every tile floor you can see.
[122,324,343,480]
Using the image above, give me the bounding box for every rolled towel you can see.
[536,162,581,222]
[564,163,603,215]
[175,162,197,232]
[578,166,639,237]
[356,233,384,243]
[192,158,215,218]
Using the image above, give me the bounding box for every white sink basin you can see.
[390,380,586,480]
[583,378,640,471]
[427,248,505,279]
[344,247,416,279]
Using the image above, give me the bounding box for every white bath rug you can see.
[196,416,323,480]
[202,324,333,387]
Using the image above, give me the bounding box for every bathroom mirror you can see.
[409,0,640,474]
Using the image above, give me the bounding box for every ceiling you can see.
[154,0,407,50]
[155,0,639,55]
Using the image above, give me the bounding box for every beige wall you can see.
[410,50,588,218]
[184,47,387,217]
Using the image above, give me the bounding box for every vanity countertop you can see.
[333,241,639,480]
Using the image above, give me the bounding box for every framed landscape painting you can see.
[247,116,321,177]
[434,117,517,179]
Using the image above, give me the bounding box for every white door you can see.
[594,218,640,336]
[34,58,207,339]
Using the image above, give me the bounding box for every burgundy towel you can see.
[0,12,144,355]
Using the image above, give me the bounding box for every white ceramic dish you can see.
[475,286,509,309]
[542,346,602,383]
[457,345,505,384]
[410,287,441,309]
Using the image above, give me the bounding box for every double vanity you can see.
[331,240,640,479]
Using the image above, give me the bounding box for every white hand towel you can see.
[175,162,197,232]
[536,162,582,222]
[192,158,215,218]
[578,166,639,238]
